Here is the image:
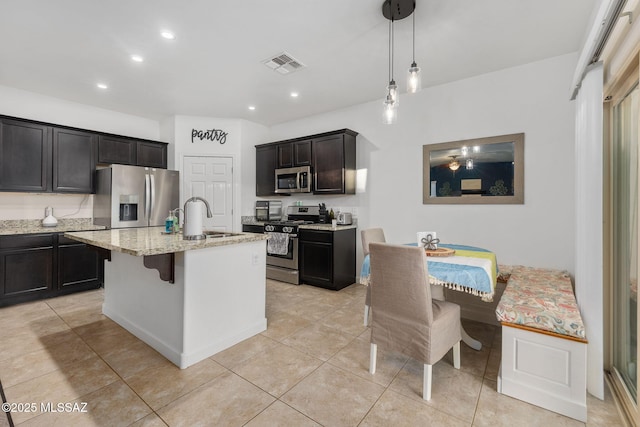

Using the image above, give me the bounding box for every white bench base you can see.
[497,324,587,422]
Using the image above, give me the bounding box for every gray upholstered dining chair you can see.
[368,242,461,401]
[361,228,386,326]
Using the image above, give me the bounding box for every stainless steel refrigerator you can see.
[94,165,179,228]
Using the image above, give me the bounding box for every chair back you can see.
[369,243,434,361]
[361,228,386,256]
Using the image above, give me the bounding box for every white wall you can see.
[263,53,578,272]
[0,85,161,220]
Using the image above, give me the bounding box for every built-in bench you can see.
[495,266,587,422]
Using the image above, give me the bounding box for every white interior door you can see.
[183,156,233,231]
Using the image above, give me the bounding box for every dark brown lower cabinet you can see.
[299,228,355,291]
[0,233,104,307]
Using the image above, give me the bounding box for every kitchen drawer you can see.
[0,234,54,250]
[299,229,333,243]
[242,224,264,234]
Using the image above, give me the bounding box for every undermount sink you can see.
[203,231,244,238]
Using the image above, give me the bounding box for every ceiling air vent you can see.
[262,52,305,75]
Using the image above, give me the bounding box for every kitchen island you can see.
[65,227,268,368]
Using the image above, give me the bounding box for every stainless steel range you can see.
[264,206,320,284]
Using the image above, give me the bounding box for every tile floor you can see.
[0,280,627,426]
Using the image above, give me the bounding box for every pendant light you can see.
[383,2,398,125]
[407,1,421,93]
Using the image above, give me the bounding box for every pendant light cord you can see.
[388,11,392,82]
[412,3,416,63]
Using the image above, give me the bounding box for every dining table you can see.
[360,243,498,350]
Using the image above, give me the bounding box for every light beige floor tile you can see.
[281,363,385,427]
[44,289,103,312]
[319,306,368,336]
[277,297,337,321]
[461,319,497,348]
[128,412,169,427]
[484,346,501,381]
[18,380,151,427]
[0,311,70,339]
[126,358,227,411]
[389,358,483,423]
[157,370,275,427]
[5,357,119,424]
[101,339,170,379]
[245,400,321,427]
[211,334,279,369]
[0,301,55,331]
[53,303,107,329]
[261,310,312,341]
[233,342,322,397]
[73,319,140,356]
[328,336,408,387]
[442,342,491,379]
[337,282,366,299]
[360,388,468,427]
[282,323,355,361]
[0,334,95,387]
[473,379,583,426]
[586,384,626,427]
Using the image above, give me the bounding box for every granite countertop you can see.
[0,218,106,236]
[64,227,268,257]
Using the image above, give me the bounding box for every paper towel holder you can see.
[183,197,213,240]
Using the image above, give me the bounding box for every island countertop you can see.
[65,226,268,256]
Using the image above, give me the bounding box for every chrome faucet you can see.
[183,197,213,240]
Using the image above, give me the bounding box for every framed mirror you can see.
[423,133,524,204]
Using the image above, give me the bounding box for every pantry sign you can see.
[191,128,228,145]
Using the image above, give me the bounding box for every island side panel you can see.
[181,240,267,368]
[102,250,186,366]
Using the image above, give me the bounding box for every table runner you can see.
[360,243,498,302]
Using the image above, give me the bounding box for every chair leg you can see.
[364,304,370,326]
[369,343,377,374]
[453,341,461,369]
[423,364,432,400]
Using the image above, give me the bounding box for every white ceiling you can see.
[0,0,596,126]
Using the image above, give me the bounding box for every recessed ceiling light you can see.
[161,31,175,40]
[97,83,108,90]
[290,92,299,98]
[248,106,256,111]
[131,55,144,63]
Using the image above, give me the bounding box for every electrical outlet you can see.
[251,253,260,265]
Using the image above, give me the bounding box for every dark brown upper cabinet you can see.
[98,135,137,165]
[312,131,356,194]
[0,118,51,192]
[98,136,168,169]
[137,141,167,168]
[256,144,278,197]
[277,140,312,168]
[53,128,97,193]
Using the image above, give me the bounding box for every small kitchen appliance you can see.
[336,212,352,225]
[42,207,58,227]
[274,166,312,194]
[255,200,282,221]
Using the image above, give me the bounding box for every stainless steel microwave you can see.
[275,166,312,194]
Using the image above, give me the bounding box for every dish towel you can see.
[266,232,289,255]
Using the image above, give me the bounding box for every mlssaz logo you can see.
[191,128,228,144]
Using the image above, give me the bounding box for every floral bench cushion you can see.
[495,266,586,341]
